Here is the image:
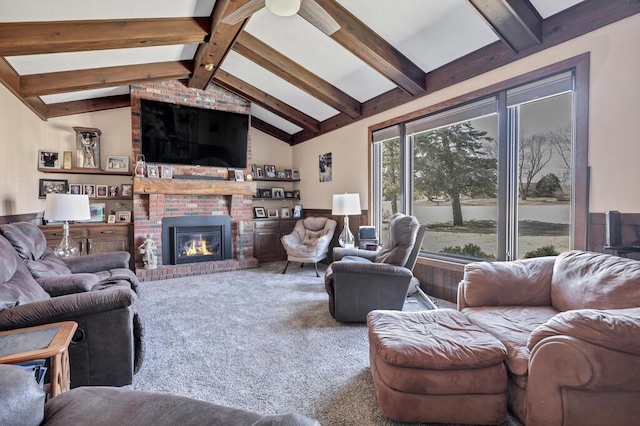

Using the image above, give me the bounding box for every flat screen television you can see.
[140,99,249,168]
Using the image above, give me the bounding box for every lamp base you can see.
[338,215,355,248]
[53,221,80,258]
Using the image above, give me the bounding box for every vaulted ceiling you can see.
[1,0,638,144]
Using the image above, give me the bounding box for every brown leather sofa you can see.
[458,250,640,425]
[0,231,143,387]
[0,365,319,426]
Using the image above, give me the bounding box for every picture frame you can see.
[116,211,131,223]
[284,169,292,179]
[147,165,159,178]
[293,190,300,198]
[261,189,272,198]
[107,215,116,224]
[277,171,286,179]
[69,184,82,195]
[256,167,264,178]
[38,150,61,169]
[264,164,276,178]
[161,165,173,179]
[280,207,291,218]
[109,185,119,197]
[74,126,101,169]
[106,155,130,172]
[271,187,285,199]
[83,184,95,197]
[96,184,108,197]
[62,151,73,170]
[267,208,279,218]
[293,204,303,218]
[284,191,294,198]
[87,203,105,222]
[253,206,267,219]
[39,179,68,197]
[292,170,300,180]
[121,184,133,197]
[234,170,244,181]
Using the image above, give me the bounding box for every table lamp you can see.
[332,193,361,248]
[44,193,91,258]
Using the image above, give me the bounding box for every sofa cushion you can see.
[0,236,50,306]
[375,214,418,266]
[552,250,640,311]
[462,306,558,376]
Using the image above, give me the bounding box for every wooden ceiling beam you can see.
[20,61,193,97]
[46,95,131,118]
[0,18,210,56]
[0,58,47,119]
[314,0,426,96]
[467,0,542,52]
[250,116,294,143]
[189,0,247,89]
[215,70,320,133]
[233,31,361,119]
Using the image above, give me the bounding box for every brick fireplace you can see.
[131,80,258,281]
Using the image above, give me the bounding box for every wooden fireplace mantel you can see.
[133,177,256,196]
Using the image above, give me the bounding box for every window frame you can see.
[369,54,590,261]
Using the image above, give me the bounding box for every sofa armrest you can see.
[330,260,413,278]
[527,334,640,425]
[36,274,100,296]
[458,256,555,309]
[0,288,136,330]
[332,247,377,261]
[528,307,640,355]
[0,365,45,426]
[63,251,130,273]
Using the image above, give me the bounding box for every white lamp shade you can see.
[265,0,301,16]
[44,194,91,221]
[332,193,361,216]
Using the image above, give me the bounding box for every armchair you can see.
[0,222,139,295]
[281,217,337,277]
[324,213,425,322]
[0,234,143,387]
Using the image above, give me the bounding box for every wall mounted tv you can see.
[140,99,249,168]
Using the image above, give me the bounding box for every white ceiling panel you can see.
[530,0,585,19]
[41,86,130,104]
[0,0,215,21]
[251,104,303,135]
[245,9,395,102]
[221,51,339,122]
[7,45,199,75]
[336,0,499,72]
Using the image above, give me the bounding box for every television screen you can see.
[140,99,249,168]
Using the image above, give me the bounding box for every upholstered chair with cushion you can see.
[0,234,143,387]
[324,213,425,322]
[0,222,139,296]
[281,217,337,277]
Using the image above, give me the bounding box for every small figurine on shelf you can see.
[138,234,158,269]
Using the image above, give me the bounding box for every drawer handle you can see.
[101,230,115,234]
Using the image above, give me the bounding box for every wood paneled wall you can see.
[588,212,640,260]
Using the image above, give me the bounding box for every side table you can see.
[0,321,77,398]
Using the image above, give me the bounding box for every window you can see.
[372,64,587,262]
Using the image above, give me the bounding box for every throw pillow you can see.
[303,230,323,246]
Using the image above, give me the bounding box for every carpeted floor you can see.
[128,261,520,426]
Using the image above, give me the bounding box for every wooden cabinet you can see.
[253,219,298,263]
[39,223,133,265]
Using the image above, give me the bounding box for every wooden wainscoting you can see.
[414,258,464,304]
[588,212,640,260]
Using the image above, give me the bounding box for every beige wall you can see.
[292,14,640,213]
[1,14,638,216]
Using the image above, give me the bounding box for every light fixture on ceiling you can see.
[204,63,215,72]
[265,0,301,17]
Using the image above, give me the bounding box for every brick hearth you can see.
[131,80,257,281]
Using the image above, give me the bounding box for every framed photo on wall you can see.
[121,184,133,197]
[267,208,279,218]
[39,179,68,197]
[69,184,82,195]
[147,165,159,178]
[83,184,95,197]
[96,184,108,197]
[106,155,130,172]
[253,207,267,218]
[38,150,61,169]
[293,204,303,218]
[161,165,173,179]
[280,207,291,218]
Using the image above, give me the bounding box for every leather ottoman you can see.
[367,309,508,424]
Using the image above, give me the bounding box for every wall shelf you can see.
[252,177,300,183]
[133,177,256,196]
[38,168,131,176]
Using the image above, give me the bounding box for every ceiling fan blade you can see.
[222,0,266,25]
[298,0,340,36]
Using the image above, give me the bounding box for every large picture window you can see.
[372,62,588,262]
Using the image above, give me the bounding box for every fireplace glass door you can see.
[170,226,222,264]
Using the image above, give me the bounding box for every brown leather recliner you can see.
[458,250,640,426]
[0,222,139,296]
[324,213,425,322]
[0,233,143,387]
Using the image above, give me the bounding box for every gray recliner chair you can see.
[0,233,143,387]
[281,217,337,277]
[0,365,319,426]
[324,213,426,322]
[0,222,139,296]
